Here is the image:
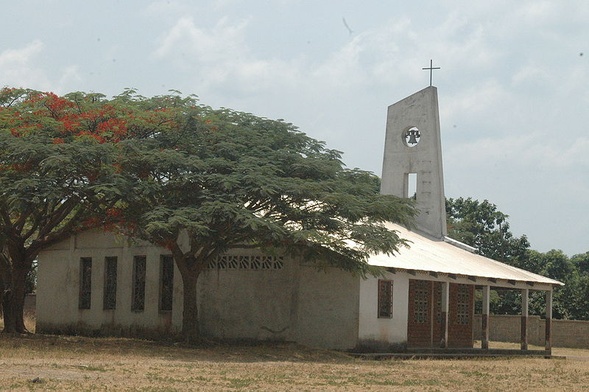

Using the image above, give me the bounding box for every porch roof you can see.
[368,223,563,287]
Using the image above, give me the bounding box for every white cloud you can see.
[153,15,301,92]
[57,65,82,92]
[0,39,43,66]
[0,40,51,89]
[154,16,250,66]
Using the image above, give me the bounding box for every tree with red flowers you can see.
[1,87,416,341]
[0,88,135,333]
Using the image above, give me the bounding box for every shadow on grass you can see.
[0,331,353,364]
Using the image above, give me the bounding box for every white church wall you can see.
[197,253,299,342]
[196,258,360,350]
[36,246,80,327]
[295,265,360,350]
[36,230,361,349]
[37,230,181,336]
[357,271,409,349]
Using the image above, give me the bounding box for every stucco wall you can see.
[36,231,183,336]
[295,265,360,349]
[36,230,360,349]
[357,271,409,349]
[197,253,298,342]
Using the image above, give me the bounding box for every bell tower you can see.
[380,86,447,238]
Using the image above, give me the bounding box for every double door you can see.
[407,280,473,348]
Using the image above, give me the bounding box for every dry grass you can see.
[0,332,589,391]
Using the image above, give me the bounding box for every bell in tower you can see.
[404,127,421,147]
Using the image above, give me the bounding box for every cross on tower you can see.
[422,59,441,87]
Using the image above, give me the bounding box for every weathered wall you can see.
[197,254,361,350]
[36,230,360,349]
[36,230,182,336]
[197,254,299,342]
[295,265,360,349]
[473,315,544,346]
[473,315,589,349]
[380,86,447,239]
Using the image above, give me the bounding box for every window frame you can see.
[377,279,394,319]
[131,255,147,312]
[159,255,174,313]
[78,257,92,310]
[103,256,118,310]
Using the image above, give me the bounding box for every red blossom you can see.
[11,162,32,172]
[82,216,102,229]
[43,92,75,118]
[106,208,123,218]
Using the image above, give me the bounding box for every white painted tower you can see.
[380,86,447,239]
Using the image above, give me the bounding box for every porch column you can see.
[481,285,490,350]
[440,282,449,348]
[545,290,553,355]
[521,288,529,350]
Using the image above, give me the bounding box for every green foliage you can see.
[447,196,589,320]
[0,88,138,332]
[118,102,416,273]
[105,93,416,340]
[1,87,415,338]
[446,197,529,264]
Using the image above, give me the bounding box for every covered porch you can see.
[366,223,563,357]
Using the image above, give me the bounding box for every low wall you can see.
[474,315,589,349]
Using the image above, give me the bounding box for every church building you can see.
[35,86,562,353]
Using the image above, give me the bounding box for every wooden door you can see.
[407,280,443,347]
[408,280,473,348]
[447,284,474,348]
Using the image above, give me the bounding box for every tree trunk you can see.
[180,270,201,343]
[2,266,28,334]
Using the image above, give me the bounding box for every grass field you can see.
[1,332,589,391]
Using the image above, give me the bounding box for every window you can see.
[159,255,174,312]
[79,257,92,309]
[103,256,117,310]
[131,256,146,312]
[207,255,284,270]
[405,172,417,200]
[377,280,394,318]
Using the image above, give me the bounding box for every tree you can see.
[446,197,530,264]
[446,197,589,319]
[572,252,589,275]
[115,93,416,341]
[446,197,532,315]
[0,88,129,333]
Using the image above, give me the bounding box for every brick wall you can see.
[474,314,589,349]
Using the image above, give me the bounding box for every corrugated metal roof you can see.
[368,223,563,286]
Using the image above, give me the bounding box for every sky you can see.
[1,1,588,256]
